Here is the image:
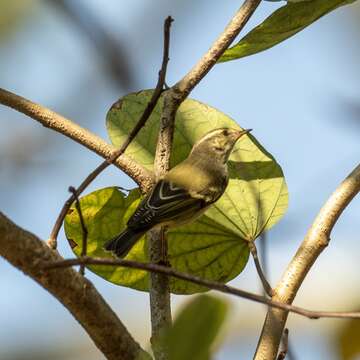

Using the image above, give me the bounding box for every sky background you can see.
[1,1,360,359]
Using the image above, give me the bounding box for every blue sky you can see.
[1,1,360,359]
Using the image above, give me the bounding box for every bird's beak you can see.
[234,128,252,140]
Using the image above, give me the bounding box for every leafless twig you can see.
[44,256,360,321]
[68,186,88,275]
[47,16,173,249]
[146,16,174,360]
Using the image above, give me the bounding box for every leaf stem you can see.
[249,241,274,297]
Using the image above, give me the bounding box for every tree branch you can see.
[0,87,152,189]
[147,4,262,357]
[0,212,150,360]
[153,0,263,176]
[44,256,360,320]
[149,16,174,360]
[254,163,360,360]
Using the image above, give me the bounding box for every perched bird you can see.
[105,127,251,258]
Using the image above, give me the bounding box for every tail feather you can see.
[104,227,145,258]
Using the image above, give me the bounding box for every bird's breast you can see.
[165,161,228,202]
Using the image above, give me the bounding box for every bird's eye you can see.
[223,129,229,136]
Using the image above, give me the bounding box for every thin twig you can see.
[249,241,274,297]
[277,329,289,360]
[68,186,88,275]
[44,256,360,321]
[152,0,263,178]
[46,17,173,250]
[254,163,360,359]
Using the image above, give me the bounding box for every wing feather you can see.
[127,180,206,229]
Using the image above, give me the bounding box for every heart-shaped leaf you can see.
[65,90,288,294]
[64,187,250,294]
[65,187,150,291]
[219,0,356,63]
[107,90,288,239]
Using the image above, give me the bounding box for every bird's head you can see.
[189,128,251,164]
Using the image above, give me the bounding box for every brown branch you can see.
[254,163,360,360]
[147,3,262,357]
[249,241,274,297]
[68,186,88,275]
[148,229,172,360]
[44,256,360,321]
[47,16,173,250]
[0,212,150,360]
[149,16,174,360]
[0,87,152,189]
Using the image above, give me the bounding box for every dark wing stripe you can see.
[127,180,204,229]
[153,198,204,222]
[148,181,187,209]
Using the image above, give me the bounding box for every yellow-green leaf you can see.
[65,187,150,291]
[107,90,288,239]
[219,0,356,63]
[64,187,250,294]
[65,90,288,294]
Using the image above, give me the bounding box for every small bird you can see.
[105,127,251,258]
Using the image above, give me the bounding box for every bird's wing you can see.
[127,180,207,230]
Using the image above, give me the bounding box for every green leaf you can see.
[64,187,250,293]
[65,187,150,291]
[159,295,228,360]
[219,0,356,62]
[107,90,288,239]
[65,90,287,294]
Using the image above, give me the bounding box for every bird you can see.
[104,127,251,258]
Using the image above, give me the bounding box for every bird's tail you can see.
[104,227,145,258]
